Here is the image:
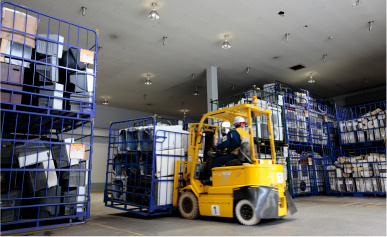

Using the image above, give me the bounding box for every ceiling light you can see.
[103,98,109,105]
[368,21,374,31]
[191,73,195,79]
[323,54,327,62]
[148,2,159,20]
[246,67,250,74]
[221,35,231,49]
[110,35,117,39]
[81,6,87,16]
[145,74,152,85]
[193,86,199,96]
[163,36,167,45]
[308,75,315,83]
[285,33,290,43]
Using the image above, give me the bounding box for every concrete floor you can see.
[6,192,386,236]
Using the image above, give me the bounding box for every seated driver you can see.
[202,116,249,184]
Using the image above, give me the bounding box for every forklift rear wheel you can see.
[235,199,261,225]
[178,191,199,219]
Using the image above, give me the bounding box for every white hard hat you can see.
[233,116,246,126]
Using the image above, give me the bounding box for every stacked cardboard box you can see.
[1,8,38,67]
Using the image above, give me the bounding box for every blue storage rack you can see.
[0,1,98,119]
[283,92,337,147]
[283,92,310,144]
[1,1,97,233]
[287,144,316,198]
[264,80,334,106]
[104,117,189,216]
[323,146,386,197]
[287,144,327,198]
[210,88,286,144]
[336,101,386,147]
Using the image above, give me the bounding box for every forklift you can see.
[173,102,297,225]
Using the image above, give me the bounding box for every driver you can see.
[202,116,249,185]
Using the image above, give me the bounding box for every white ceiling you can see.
[7,0,387,119]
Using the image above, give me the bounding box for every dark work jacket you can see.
[216,129,242,153]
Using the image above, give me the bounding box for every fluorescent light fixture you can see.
[103,98,109,105]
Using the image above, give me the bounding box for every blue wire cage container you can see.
[1,110,94,233]
[1,1,97,233]
[287,144,318,198]
[283,92,310,144]
[104,117,189,216]
[336,101,386,147]
[323,146,386,197]
[0,1,98,119]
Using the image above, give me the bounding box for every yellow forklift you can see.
[173,102,297,225]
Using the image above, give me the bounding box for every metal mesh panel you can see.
[324,147,386,197]
[283,93,309,144]
[0,1,97,233]
[104,117,189,216]
[211,88,285,143]
[0,1,98,119]
[336,101,386,146]
[1,111,92,232]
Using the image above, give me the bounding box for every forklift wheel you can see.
[235,199,261,226]
[178,191,199,219]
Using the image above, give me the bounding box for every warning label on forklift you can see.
[211,205,220,215]
[277,172,284,183]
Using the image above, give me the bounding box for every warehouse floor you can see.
[7,192,386,236]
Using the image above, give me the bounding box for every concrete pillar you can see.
[206,66,218,113]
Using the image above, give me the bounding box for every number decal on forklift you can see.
[211,205,220,215]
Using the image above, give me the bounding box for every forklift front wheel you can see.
[178,191,199,219]
[235,199,261,226]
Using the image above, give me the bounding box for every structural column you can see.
[206,66,218,113]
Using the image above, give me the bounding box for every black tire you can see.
[235,199,261,225]
[178,191,199,219]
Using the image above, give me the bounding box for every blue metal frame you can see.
[283,93,310,144]
[0,1,97,233]
[283,92,337,147]
[323,146,386,197]
[264,80,334,106]
[336,101,386,147]
[287,144,318,198]
[104,117,189,216]
[0,1,98,119]
[0,111,94,233]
